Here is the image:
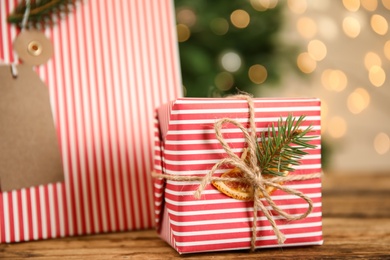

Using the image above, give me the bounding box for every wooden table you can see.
[1,173,389,259]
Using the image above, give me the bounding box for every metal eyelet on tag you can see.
[28,40,43,56]
[13,30,53,66]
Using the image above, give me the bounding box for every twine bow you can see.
[153,95,321,252]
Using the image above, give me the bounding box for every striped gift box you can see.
[0,0,181,243]
[153,98,323,254]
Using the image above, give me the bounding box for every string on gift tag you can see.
[21,0,31,31]
[0,59,18,78]
[152,94,322,252]
[6,0,31,78]
[11,63,18,78]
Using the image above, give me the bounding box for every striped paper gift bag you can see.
[0,0,181,243]
[153,97,323,254]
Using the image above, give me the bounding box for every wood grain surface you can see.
[1,173,389,259]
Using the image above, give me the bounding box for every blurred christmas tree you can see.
[175,0,300,97]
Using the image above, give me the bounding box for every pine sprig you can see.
[7,0,79,29]
[256,115,316,176]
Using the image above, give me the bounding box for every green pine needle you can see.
[7,0,79,28]
[255,115,316,177]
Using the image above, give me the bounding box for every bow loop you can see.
[214,117,253,162]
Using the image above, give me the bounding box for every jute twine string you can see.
[152,95,321,252]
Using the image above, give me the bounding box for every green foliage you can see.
[175,0,299,97]
[256,115,316,176]
[7,0,77,28]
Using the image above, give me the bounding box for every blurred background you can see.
[174,0,390,173]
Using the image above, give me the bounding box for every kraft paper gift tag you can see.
[0,64,64,192]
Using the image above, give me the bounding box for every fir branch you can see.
[256,115,316,177]
[7,0,79,29]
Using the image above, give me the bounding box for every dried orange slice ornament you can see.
[211,149,289,201]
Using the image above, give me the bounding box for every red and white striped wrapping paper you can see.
[0,0,181,243]
[153,98,323,254]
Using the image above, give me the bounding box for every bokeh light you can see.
[248,64,268,84]
[318,17,339,40]
[364,51,382,70]
[308,39,327,61]
[368,65,386,87]
[382,0,390,10]
[287,0,307,14]
[328,116,347,138]
[250,0,278,11]
[374,132,390,155]
[384,40,390,60]
[309,1,330,11]
[177,8,197,27]
[221,51,242,72]
[215,72,234,91]
[177,24,191,42]
[321,69,348,92]
[342,0,360,12]
[296,17,317,38]
[230,9,250,28]
[371,14,388,35]
[347,88,370,114]
[342,16,361,38]
[210,18,229,35]
[361,0,378,11]
[297,52,317,73]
